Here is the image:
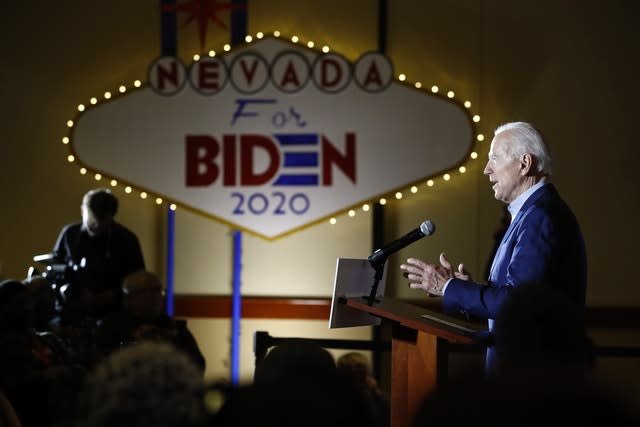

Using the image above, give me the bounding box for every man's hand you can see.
[400,253,471,297]
[439,253,472,281]
[400,256,449,296]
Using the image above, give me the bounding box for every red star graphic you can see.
[163,0,246,50]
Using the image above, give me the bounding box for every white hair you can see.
[495,122,553,176]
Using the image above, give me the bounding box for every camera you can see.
[31,253,88,304]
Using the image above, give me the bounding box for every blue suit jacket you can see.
[442,184,587,370]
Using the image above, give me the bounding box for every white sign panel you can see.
[72,37,473,239]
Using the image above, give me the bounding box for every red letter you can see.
[240,59,259,85]
[185,135,220,186]
[280,60,301,88]
[321,58,342,87]
[156,61,179,90]
[198,61,220,90]
[363,61,382,88]
[322,133,356,185]
[240,135,280,186]
[223,135,236,186]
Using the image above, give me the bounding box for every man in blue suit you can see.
[400,121,587,373]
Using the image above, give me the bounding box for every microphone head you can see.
[419,220,436,236]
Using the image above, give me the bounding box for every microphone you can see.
[368,220,435,266]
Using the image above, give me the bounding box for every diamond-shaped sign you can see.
[71,37,473,239]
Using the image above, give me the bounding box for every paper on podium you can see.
[328,258,387,328]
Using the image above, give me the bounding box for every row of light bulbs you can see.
[192,31,331,61]
[329,166,473,225]
[62,31,484,222]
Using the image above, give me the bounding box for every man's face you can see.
[483,132,526,204]
[81,205,113,237]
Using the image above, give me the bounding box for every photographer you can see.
[52,188,145,324]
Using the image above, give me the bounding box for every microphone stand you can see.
[364,258,385,305]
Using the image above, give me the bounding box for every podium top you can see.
[345,297,485,344]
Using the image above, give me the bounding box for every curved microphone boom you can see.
[368,220,436,266]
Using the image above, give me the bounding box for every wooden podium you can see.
[344,296,483,427]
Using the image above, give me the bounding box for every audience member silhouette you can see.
[412,370,639,427]
[213,339,383,427]
[22,275,58,333]
[94,271,205,372]
[23,274,99,374]
[336,352,390,427]
[492,282,595,375]
[0,279,86,427]
[0,389,23,427]
[81,341,207,427]
[253,338,337,386]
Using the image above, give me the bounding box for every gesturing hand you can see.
[439,253,472,281]
[400,253,470,297]
[400,256,449,296]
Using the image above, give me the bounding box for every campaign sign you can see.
[71,37,473,239]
